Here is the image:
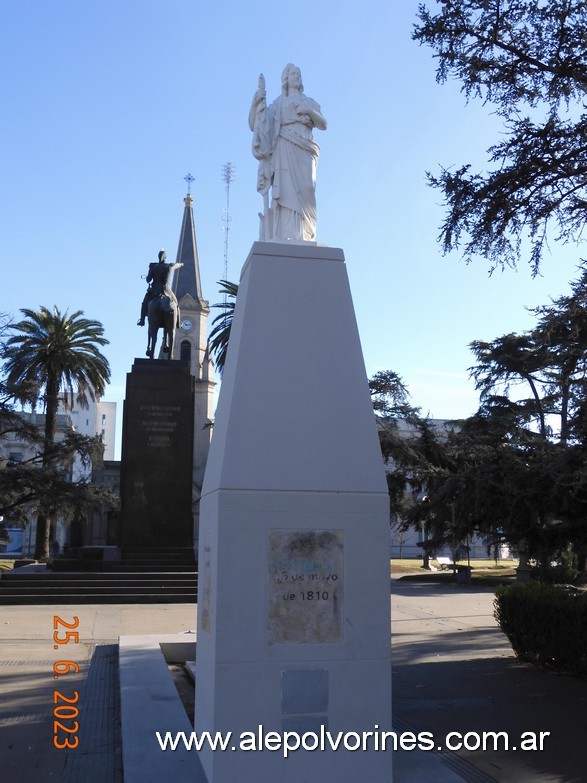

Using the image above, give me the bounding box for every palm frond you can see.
[207,280,238,377]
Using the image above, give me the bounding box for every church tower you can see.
[169,189,216,518]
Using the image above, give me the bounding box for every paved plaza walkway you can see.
[0,578,585,782]
[391,578,585,783]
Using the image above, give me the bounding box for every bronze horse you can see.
[146,294,177,359]
[139,251,183,359]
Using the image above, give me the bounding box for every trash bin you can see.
[456,565,472,585]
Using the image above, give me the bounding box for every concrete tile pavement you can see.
[0,583,585,782]
[0,604,196,783]
[391,578,587,783]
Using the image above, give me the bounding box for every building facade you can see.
[0,412,75,556]
[67,398,116,461]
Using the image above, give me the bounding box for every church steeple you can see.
[169,185,212,378]
[172,193,206,309]
[169,181,216,533]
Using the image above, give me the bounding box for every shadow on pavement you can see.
[393,654,587,783]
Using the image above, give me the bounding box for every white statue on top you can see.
[249,64,327,242]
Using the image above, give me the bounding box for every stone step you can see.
[49,546,197,572]
[3,570,197,580]
[0,584,197,594]
[122,547,195,554]
[110,563,196,574]
[0,592,196,605]
[122,548,195,558]
[0,569,198,605]
[0,575,197,585]
[52,561,196,572]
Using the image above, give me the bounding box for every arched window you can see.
[180,340,191,362]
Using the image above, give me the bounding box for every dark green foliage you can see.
[370,370,422,465]
[374,264,587,566]
[537,546,580,585]
[1,306,111,559]
[471,266,587,446]
[3,306,110,415]
[370,370,464,550]
[463,265,587,565]
[494,583,587,677]
[413,0,587,274]
[370,370,418,419]
[208,280,238,377]
[0,422,118,526]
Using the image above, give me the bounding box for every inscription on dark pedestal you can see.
[120,359,195,550]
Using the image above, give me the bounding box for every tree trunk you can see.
[34,373,59,561]
[34,512,51,561]
[526,374,546,438]
[559,372,571,446]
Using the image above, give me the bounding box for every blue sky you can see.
[1,0,582,458]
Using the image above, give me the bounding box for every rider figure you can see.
[138,249,182,326]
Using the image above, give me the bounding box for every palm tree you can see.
[208,280,238,377]
[1,306,110,559]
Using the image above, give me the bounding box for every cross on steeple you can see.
[184,172,195,195]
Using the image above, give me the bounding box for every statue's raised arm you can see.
[249,73,267,133]
[248,64,326,242]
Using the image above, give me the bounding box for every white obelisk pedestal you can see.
[195,242,392,782]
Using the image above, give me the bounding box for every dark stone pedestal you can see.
[120,359,195,551]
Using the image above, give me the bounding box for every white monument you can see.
[248,63,327,242]
[195,67,392,782]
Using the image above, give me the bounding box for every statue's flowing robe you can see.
[253,94,321,241]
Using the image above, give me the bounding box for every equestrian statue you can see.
[137,249,183,359]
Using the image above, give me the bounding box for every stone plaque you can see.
[267,530,343,644]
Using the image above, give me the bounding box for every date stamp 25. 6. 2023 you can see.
[52,615,80,750]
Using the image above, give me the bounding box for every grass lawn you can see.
[390,557,518,585]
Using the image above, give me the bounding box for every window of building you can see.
[101,414,107,425]
[180,340,191,362]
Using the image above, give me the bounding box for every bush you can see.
[494,583,587,678]
[536,544,580,584]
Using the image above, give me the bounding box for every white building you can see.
[0,411,75,555]
[64,397,117,462]
[0,395,117,555]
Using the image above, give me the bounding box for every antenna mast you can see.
[221,162,236,284]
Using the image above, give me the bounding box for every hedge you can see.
[494,582,587,678]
